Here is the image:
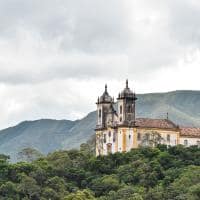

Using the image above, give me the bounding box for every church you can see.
[95,80,200,156]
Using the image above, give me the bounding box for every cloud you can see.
[0,0,199,128]
[0,0,189,83]
[167,0,200,47]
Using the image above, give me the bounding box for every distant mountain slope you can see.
[136,90,200,127]
[0,119,78,161]
[61,111,96,150]
[0,90,199,161]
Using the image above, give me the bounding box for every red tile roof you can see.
[180,127,200,138]
[136,118,178,129]
[135,118,200,138]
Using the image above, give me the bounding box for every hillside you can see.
[0,145,199,199]
[0,90,199,161]
[136,90,200,126]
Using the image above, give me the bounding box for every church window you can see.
[184,139,188,146]
[128,105,132,113]
[103,134,106,143]
[146,133,150,140]
[107,143,112,154]
[137,133,141,141]
[99,109,101,118]
[120,117,122,122]
[129,135,131,139]
[167,134,170,142]
[144,133,150,146]
[108,131,111,137]
[113,131,116,142]
[120,106,122,114]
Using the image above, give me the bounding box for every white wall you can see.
[96,129,200,156]
[180,137,200,147]
[117,130,122,152]
[136,129,179,147]
[126,129,134,151]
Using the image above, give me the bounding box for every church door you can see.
[107,143,112,154]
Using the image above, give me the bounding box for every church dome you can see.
[119,80,136,99]
[99,84,113,103]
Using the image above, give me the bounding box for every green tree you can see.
[42,187,60,200]
[64,189,96,200]
[90,175,120,196]
[141,131,163,147]
[165,166,200,199]
[80,135,96,156]
[17,174,41,200]
[45,176,68,197]
[30,167,47,186]
[17,148,43,162]
[187,183,200,200]
[0,154,10,162]
[107,186,144,200]
[0,181,19,199]
[0,156,9,180]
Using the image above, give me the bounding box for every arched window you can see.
[103,134,106,143]
[128,105,132,113]
[146,133,150,140]
[120,105,123,114]
[99,109,101,118]
[113,131,116,142]
[184,139,188,146]
[137,133,141,141]
[107,143,112,154]
[127,114,131,121]
[108,131,111,137]
[167,134,170,142]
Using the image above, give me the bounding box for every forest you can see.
[0,143,199,200]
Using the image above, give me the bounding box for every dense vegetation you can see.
[0,144,199,200]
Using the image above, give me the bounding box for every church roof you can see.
[135,118,200,138]
[99,84,113,103]
[135,118,178,129]
[180,127,200,138]
[118,80,136,99]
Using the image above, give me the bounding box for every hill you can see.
[136,90,200,126]
[0,90,199,161]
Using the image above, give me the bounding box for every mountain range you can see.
[0,90,199,161]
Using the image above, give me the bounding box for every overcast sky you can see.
[0,0,200,129]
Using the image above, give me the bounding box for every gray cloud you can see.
[167,0,200,47]
[0,0,199,128]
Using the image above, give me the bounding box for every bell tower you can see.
[96,84,113,129]
[117,80,137,126]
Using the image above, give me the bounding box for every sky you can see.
[0,0,200,129]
